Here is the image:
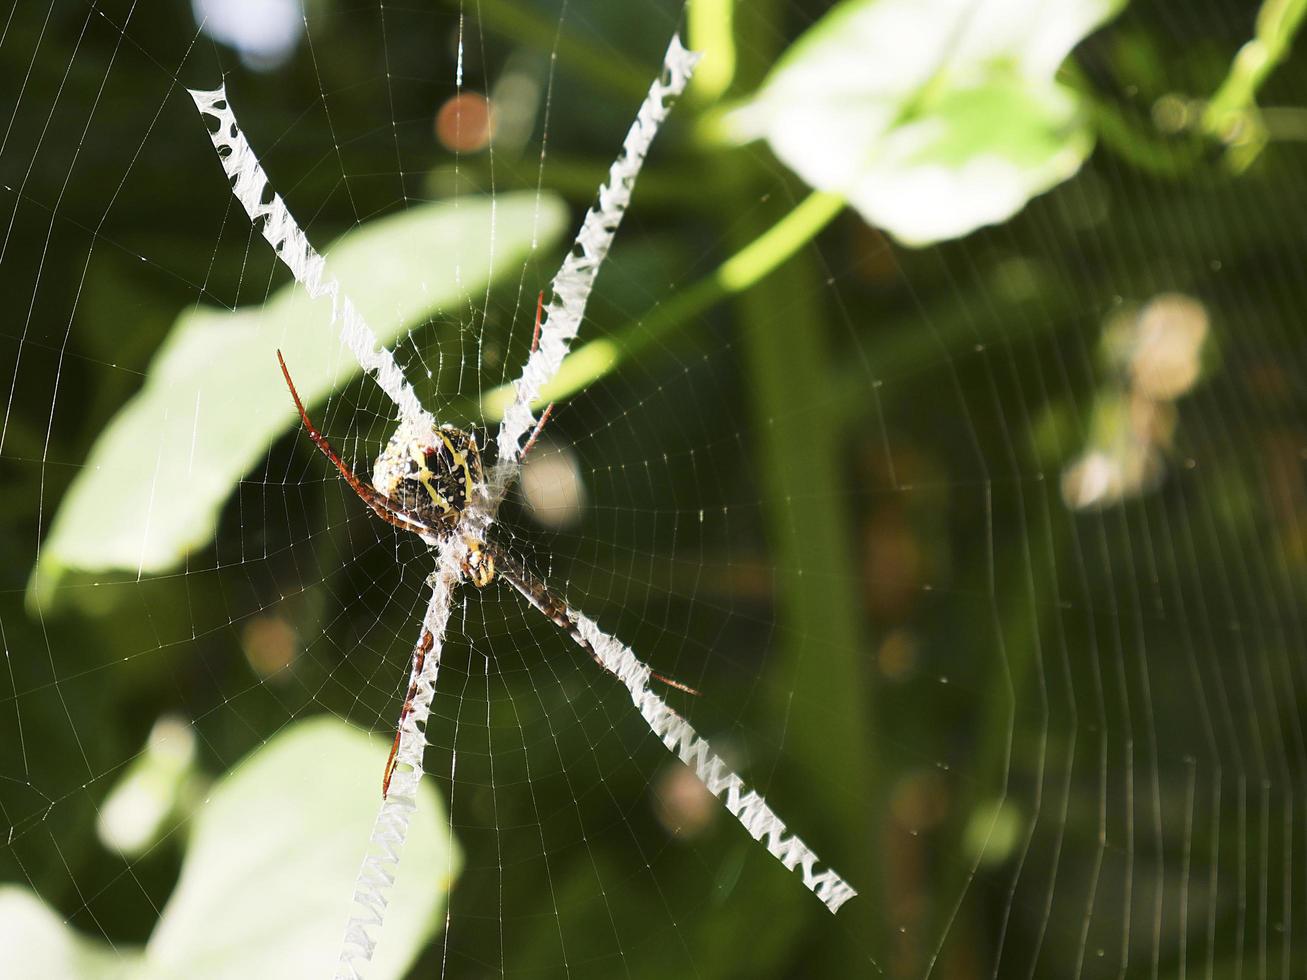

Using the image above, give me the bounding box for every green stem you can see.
[1205,0,1307,129]
[717,190,845,289]
[478,190,845,420]
[688,0,737,103]
[724,0,879,954]
[1203,0,1307,169]
[730,190,881,936]
[1058,62,1203,179]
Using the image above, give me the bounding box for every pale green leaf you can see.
[0,887,141,979]
[730,0,1125,246]
[31,192,566,605]
[0,718,456,979]
[143,717,458,979]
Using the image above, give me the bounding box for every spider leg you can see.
[276,350,369,490]
[276,350,435,537]
[383,629,435,798]
[529,290,545,355]
[648,668,701,696]
[519,402,555,461]
[492,547,699,696]
[518,293,556,461]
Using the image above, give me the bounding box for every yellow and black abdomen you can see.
[372,423,483,528]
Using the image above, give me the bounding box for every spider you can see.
[275,301,695,797]
[192,43,856,929]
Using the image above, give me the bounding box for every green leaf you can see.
[729,0,1125,246]
[0,887,142,979]
[143,716,458,979]
[30,192,566,607]
[0,717,458,979]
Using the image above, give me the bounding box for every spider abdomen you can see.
[372,423,483,527]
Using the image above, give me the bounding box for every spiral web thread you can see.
[187,30,854,979]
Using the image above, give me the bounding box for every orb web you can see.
[2,2,1305,978]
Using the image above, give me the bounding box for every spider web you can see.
[3,1,1307,978]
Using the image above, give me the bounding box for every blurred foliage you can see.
[31,193,565,595]
[0,718,455,979]
[728,0,1126,245]
[3,0,1307,978]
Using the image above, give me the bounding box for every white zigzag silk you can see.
[334,553,459,978]
[570,610,857,914]
[187,84,437,450]
[489,35,701,492]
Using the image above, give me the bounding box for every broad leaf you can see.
[0,888,141,979]
[31,192,566,605]
[730,0,1124,246]
[144,717,457,978]
[0,717,457,979]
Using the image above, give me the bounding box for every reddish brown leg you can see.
[530,290,545,354]
[494,549,701,697]
[649,670,700,696]
[518,292,558,461]
[275,353,451,793]
[276,350,433,537]
[382,629,435,798]
[520,403,555,461]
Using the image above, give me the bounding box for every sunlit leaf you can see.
[729,0,1125,246]
[0,718,456,979]
[30,192,566,606]
[0,887,141,979]
[143,717,458,979]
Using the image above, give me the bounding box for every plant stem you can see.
[731,186,881,922]
[723,0,880,954]
[1205,0,1307,128]
[478,190,845,420]
[688,0,737,103]
[1057,62,1203,179]
[1203,0,1307,169]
